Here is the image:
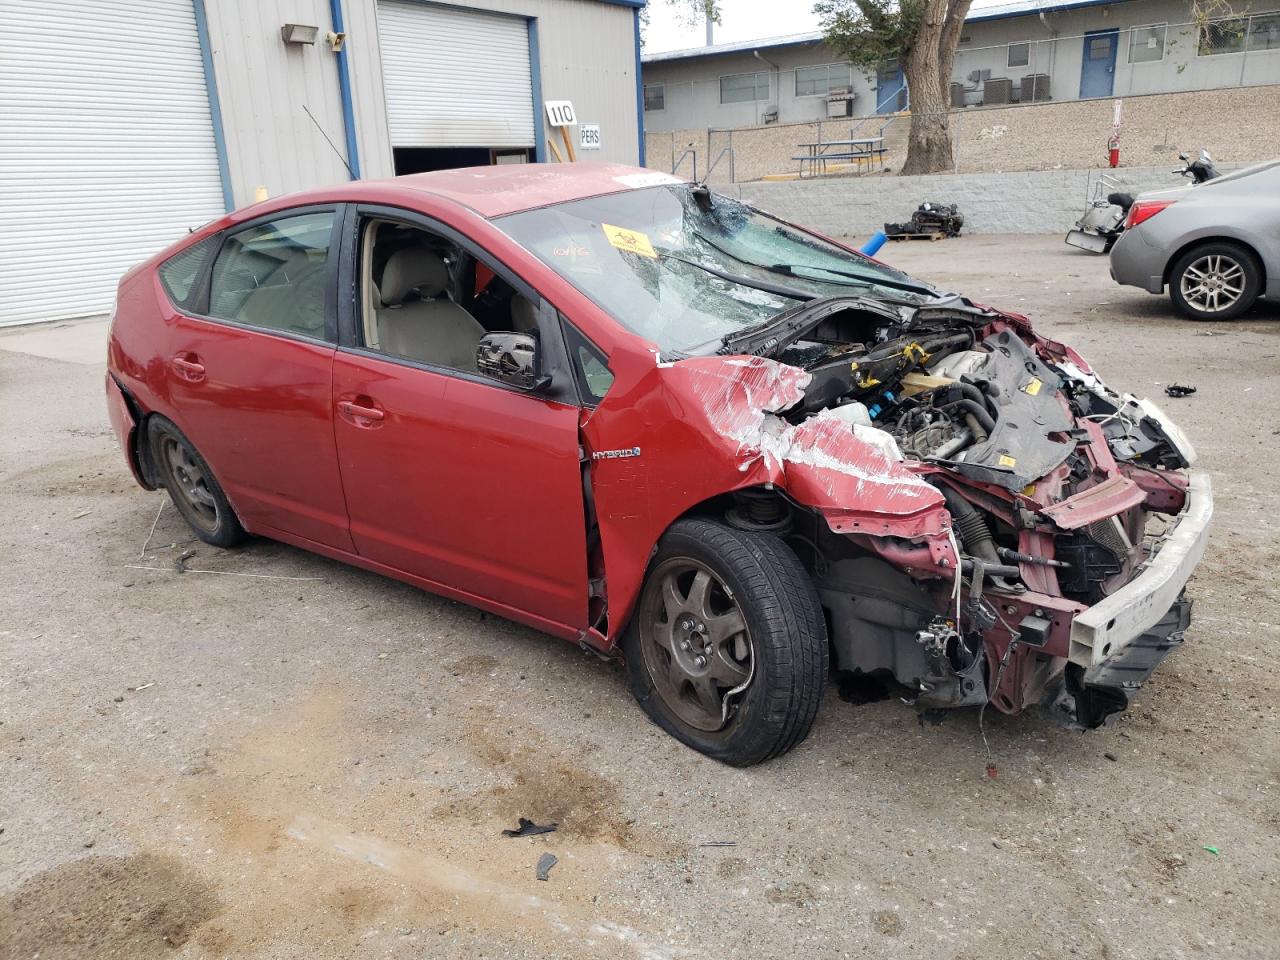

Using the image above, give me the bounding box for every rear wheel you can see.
[1169,241,1262,321]
[148,417,246,548]
[624,518,827,766]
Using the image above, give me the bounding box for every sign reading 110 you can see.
[544,100,577,127]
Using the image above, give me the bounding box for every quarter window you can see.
[644,84,665,111]
[720,71,768,104]
[1128,24,1166,63]
[208,212,334,339]
[1007,42,1030,68]
[1199,17,1248,55]
[562,322,613,403]
[795,62,850,97]
[158,235,218,308]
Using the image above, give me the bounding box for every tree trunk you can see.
[900,49,953,176]
[899,0,973,176]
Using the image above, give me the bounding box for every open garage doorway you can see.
[392,147,533,175]
[378,1,538,174]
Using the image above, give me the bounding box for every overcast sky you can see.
[644,0,1012,54]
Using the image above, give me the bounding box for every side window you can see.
[158,235,218,309]
[207,211,334,339]
[360,217,536,375]
[562,321,613,404]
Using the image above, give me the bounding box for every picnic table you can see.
[792,137,886,178]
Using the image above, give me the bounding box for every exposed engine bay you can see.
[715,295,1206,729]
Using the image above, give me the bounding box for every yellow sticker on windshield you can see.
[602,223,658,259]
[1023,377,1043,396]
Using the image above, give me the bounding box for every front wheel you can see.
[1169,241,1262,321]
[624,518,828,766]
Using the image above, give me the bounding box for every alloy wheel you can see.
[159,437,219,533]
[1179,254,1246,314]
[638,558,754,732]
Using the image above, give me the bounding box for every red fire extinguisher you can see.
[1108,134,1121,168]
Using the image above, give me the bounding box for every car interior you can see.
[360,219,538,372]
[208,213,334,339]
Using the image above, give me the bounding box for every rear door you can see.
[330,207,589,633]
[162,206,353,550]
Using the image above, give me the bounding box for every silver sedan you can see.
[1109,160,1280,320]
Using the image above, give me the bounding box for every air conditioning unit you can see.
[984,77,1013,105]
[1022,73,1051,101]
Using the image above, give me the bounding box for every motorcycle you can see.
[1064,149,1220,254]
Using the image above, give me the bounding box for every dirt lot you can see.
[2,235,1277,960]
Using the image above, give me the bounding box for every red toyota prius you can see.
[107,164,1211,765]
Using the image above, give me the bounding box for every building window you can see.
[720,71,769,104]
[643,84,665,111]
[1128,24,1166,63]
[1007,42,1030,68]
[1199,17,1248,55]
[795,62,850,97]
[1249,13,1280,50]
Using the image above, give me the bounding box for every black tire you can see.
[1168,241,1262,321]
[147,417,247,548]
[623,518,828,766]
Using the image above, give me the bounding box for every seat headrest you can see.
[381,248,449,306]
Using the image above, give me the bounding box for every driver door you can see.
[331,209,590,634]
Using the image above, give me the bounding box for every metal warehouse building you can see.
[0,0,644,326]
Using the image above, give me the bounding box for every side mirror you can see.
[476,332,548,391]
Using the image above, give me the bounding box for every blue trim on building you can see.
[528,18,546,163]
[633,9,645,166]
[191,0,234,211]
[328,0,362,179]
[598,0,646,7]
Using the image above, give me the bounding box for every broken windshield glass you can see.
[496,183,937,354]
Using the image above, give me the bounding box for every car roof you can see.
[263,163,687,220]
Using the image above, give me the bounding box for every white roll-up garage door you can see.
[377,0,535,149]
[0,0,226,327]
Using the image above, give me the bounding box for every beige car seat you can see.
[376,248,485,370]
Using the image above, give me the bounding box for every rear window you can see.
[157,235,218,308]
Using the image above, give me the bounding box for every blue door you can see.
[1079,29,1119,98]
[876,60,907,114]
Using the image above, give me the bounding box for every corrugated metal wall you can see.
[203,0,640,206]
[448,0,640,165]
[201,0,357,206]
[0,0,226,325]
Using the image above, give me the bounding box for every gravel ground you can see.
[2,235,1277,960]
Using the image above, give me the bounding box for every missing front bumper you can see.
[1047,593,1192,728]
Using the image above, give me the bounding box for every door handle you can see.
[338,399,385,423]
[172,355,205,381]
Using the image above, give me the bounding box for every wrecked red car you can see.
[106,164,1212,765]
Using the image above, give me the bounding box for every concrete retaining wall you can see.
[727,164,1247,237]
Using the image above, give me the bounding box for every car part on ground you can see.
[1066,149,1221,255]
[885,202,963,239]
[1109,158,1280,319]
[105,164,1212,766]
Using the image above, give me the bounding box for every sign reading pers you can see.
[544,100,577,128]
[579,124,601,151]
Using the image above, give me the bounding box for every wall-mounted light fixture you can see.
[281,23,319,45]
[326,31,347,52]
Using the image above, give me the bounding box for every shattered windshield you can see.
[496,183,936,354]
